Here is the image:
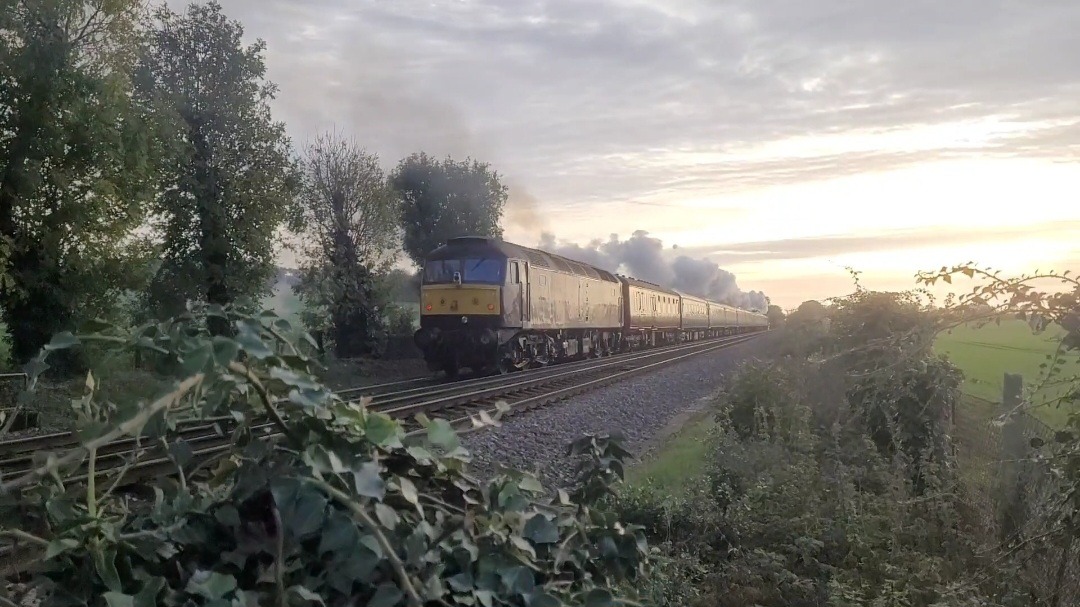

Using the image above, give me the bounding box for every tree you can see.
[766,304,786,327]
[391,152,507,268]
[0,0,158,364]
[293,131,400,357]
[137,1,298,331]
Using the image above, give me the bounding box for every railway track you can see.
[0,331,762,573]
[0,332,760,484]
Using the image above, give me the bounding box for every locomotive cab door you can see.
[506,260,528,327]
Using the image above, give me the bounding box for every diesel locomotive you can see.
[412,236,769,377]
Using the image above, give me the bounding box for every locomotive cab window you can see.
[423,258,504,284]
[509,261,521,284]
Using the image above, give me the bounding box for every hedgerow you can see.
[0,307,649,606]
[610,282,1063,606]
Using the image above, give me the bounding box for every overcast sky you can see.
[214,0,1080,308]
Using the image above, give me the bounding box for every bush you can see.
[610,339,1036,607]
[385,304,417,337]
[0,307,651,606]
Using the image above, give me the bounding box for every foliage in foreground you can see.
[612,281,1075,606]
[618,357,1032,607]
[0,308,648,606]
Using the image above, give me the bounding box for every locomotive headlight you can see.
[461,316,468,324]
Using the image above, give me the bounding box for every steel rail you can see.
[0,333,756,459]
[0,373,443,459]
[3,332,761,486]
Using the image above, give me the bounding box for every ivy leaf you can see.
[291,488,329,538]
[583,588,614,607]
[235,321,273,359]
[185,571,237,599]
[366,413,403,447]
[398,476,419,507]
[290,388,328,409]
[215,504,241,528]
[428,418,460,450]
[134,578,165,607]
[499,566,535,595]
[510,535,537,559]
[212,336,240,366]
[270,366,320,390]
[183,342,212,374]
[319,512,361,555]
[103,593,134,607]
[288,585,326,605]
[526,591,562,607]
[44,538,79,559]
[353,461,386,499]
[273,479,328,538]
[518,475,543,494]
[168,438,194,468]
[375,502,399,529]
[369,583,404,607]
[45,331,78,351]
[94,548,123,592]
[205,304,228,318]
[523,514,559,544]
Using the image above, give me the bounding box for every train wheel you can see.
[496,342,527,375]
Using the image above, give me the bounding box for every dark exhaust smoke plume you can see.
[538,230,768,311]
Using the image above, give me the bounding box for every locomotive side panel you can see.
[526,265,621,331]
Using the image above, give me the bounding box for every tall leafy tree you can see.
[137,1,298,329]
[293,131,399,357]
[0,0,157,364]
[390,152,507,268]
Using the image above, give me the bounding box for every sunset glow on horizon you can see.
[218,0,1080,310]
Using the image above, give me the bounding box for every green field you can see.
[934,319,1075,426]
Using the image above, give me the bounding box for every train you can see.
[412,236,769,377]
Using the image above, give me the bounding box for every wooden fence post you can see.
[999,373,1026,546]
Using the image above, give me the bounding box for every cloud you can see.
[537,230,769,310]
[208,0,1080,293]
[675,220,1080,266]
[211,0,1080,214]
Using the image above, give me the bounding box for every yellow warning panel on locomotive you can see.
[421,285,502,315]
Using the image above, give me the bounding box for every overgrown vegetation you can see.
[0,309,651,606]
[612,267,1080,606]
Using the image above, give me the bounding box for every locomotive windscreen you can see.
[423,258,504,284]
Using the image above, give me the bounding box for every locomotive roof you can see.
[621,275,680,296]
[432,237,620,283]
[673,289,708,303]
